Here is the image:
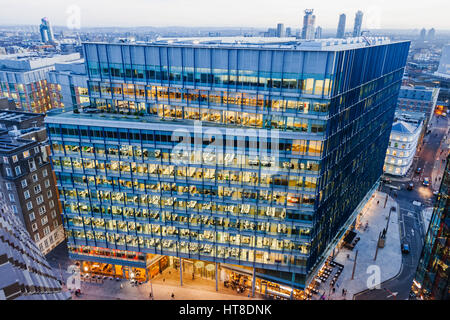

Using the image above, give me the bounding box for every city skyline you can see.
[0,0,449,304]
[0,0,450,30]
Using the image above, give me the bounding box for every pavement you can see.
[311,191,402,300]
[46,241,260,300]
[420,207,434,234]
[71,267,260,300]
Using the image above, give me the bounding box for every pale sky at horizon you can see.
[0,0,449,30]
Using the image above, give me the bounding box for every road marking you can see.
[387,292,398,298]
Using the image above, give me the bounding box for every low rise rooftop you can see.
[0,52,81,72]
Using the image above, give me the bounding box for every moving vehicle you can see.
[415,167,422,174]
[381,176,391,184]
[401,243,410,254]
[423,177,430,186]
[407,183,414,190]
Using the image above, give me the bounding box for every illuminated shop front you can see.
[70,245,168,281]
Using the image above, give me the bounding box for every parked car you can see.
[433,190,439,196]
[381,176,391,184]
[415,167,422,174]
[401,243,410,254]
[407,183,414,190]
[423,177,430,186]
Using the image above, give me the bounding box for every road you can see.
[355,115,449,300]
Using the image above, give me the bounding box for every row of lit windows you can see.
[53,159,319,192]
[60,181,316,207]
[53,143,321,173]
[61,192,313,221]
[89,83,331,114]
[61,185,316,214]
[386,148,411,158]
[51,140,323,162]
[87,64,333,97]
[148,104,326,133]
[48,124,324,157]
[66,215,310,248]
[67,229,309,267]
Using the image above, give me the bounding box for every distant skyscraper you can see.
[353,11,364,37]
[301,9,316,40]
[420,28,427,41]
[336,14,346,38]
[315,26,322,39]
[39,17,54,43]
[277,23,285,37]
[286,27,292,37]
[436,45,450,77]
[427,28,436,41]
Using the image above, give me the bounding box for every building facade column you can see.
[252,267,256,297]
[215,262,218,291]
[179,257,183,286]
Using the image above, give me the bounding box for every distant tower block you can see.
[40,17,54,43]
[302,9,316,40]
[353,11,363,37]
[337,13,346,38]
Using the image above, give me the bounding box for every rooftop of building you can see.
[85,36,405,51]
[391,120,422,135]
[0,109,44,124]
[0,130,36,153]
[0,52,81,72]
[399,85,440,100]
[47,59,86,76]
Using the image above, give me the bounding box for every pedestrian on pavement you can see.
[342,288,345,296]
[120,283,123,289]
[149,292,152,299]
[171,292,175,299]
[332,287,336,294]
[163,278,165,282]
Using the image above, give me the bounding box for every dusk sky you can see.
[0,0,449,30]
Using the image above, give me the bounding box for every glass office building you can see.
[411,154,449,300]
[45,37,409,290]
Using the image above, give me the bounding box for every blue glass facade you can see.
[411,154,449,300]
[46,39,410,289]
